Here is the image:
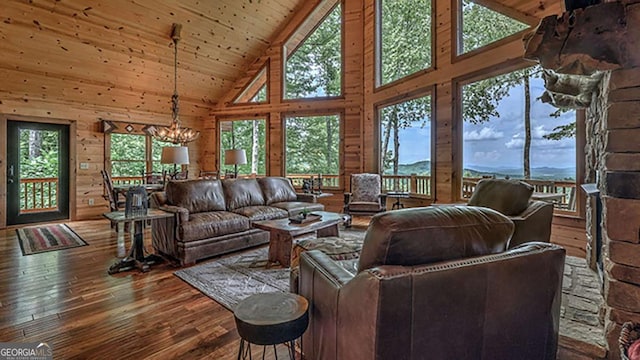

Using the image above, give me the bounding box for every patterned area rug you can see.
[17,224,88,256]
[175,229,366,311]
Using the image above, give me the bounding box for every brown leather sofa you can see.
[151,177,324,266]
[298,205,565,360]
[468,178,555,248]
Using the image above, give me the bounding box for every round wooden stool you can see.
[234,292,309,360]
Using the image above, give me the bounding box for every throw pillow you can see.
[629,338,640,360]
[258,177,297,205]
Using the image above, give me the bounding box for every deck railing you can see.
[20,177,58,213]
[106,173,575,211]
[112,176,144,186]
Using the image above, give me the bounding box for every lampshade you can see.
[161,146,190,165]
[224,149,247,166]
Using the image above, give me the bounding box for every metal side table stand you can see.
[103,209,172,274]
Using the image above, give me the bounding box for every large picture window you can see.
[219,119,267,177]
[110,133,146,178]
[377,0,432,86]
[379,94,432,196]
[285,114,340,188]
[108,133,174,183]
[460,66,578,211]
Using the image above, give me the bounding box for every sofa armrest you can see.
[511,200,552,221]
[296,193,319,203]
[159,204,189,223]
[299,250,355,359]
[344,192,352,206]
[378,193,387,207]
[508,200,554,247]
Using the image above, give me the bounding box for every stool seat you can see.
[234,293,309,346]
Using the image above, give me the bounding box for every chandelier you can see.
[151,23,200,145]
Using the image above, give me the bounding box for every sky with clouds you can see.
[396,76,576,172]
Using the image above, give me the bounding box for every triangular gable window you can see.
[233,66,268,104]
[284,1,342,99]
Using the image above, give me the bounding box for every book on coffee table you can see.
[289,213,322,224]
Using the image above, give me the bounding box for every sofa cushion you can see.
[271,201,324,216]
[180,211,250,242]
[357,205,514,271]
[232,206,288,221]
[468,179,533,216]
[223,178,266,210]
[166,179,226,213]
[258,177,298,205]
[349,201,383,212]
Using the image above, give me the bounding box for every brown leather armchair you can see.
[467,178,554,248]
[299,206,565,360]
[343,173,387,227]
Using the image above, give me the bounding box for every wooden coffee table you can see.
[252,211,343,267]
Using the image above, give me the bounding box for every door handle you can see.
[7,165,14,184]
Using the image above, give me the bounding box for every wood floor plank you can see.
[0,219,290,360]
[0,216,588,359]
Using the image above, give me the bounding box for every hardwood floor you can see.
[0,220,290,359]
[0,215,588,359]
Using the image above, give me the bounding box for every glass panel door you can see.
[7,121,70,225]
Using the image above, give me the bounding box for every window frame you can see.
[453,60,585,217]
[374,87,435,199]
[282,110,344,190]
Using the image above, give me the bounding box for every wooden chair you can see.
[101,170,127,230]
[343,173,387,227]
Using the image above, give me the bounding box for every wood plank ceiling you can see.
[0,0,562,119]
[0,0,306,118]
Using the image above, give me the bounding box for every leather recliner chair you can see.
[467,178,554,248]
[299,205,565,360]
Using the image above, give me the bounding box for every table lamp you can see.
[224,149,247,178]
[161,146,189,179]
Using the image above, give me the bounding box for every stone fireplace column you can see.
[523,2,640,357]
[600,68,640,359]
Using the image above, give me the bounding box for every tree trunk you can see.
[28,130,42,158]
[251,120,258,174]
[524,74,532,179]
[325,117,334,172]
[393,117,399,175]
[382,116,391,172]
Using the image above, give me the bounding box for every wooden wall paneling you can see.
[362,0,377,173]
[343,0,365,184]
[200,116,218,173]
[268,113,284,176]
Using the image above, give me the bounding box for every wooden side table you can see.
[234,293,309,360]
[103,209,172,274]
